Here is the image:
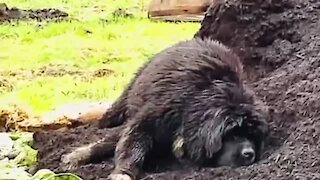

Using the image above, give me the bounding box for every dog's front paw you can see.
[60,153,80,171]
[60,146,92,170]
[108,173,132,180]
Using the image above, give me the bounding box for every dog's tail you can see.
[87,125,123,162]
[98,92,128,128]
[98,65,147,129]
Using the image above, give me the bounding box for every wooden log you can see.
[148,0,212,20]
[149,14,204,22]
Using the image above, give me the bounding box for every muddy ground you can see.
[0,3,68,22]
[33,0,320,179]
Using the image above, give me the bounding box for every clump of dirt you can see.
[35,64,115,79]
[92,68,114,78]
[35,64,83,77]
[112,8,134,18]
[0,78,13,93]
[0,3,68,22]
[0,98,37,132]
[33,0,320,179]
[0,64,114,81]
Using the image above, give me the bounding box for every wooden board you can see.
[148,0,212,17]
[149,14,204,22]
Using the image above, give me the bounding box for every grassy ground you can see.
[0,0,199,113]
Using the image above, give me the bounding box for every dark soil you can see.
[33,0,320,179]
[35,65,114,78]
[0,3,68,22]
[0,78,13,93]
[0,65,114,79]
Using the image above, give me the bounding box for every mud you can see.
[0,65,114,79]
[35,64,114,78]
[0,3,68,22]
[33,0,320,179]
[0,78,13,93]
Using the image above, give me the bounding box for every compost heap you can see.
[33,0,320,179]
[0,3,68,22]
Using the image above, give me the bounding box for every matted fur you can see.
[63,38,270,180]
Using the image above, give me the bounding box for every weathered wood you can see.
[149,14,204,22]
[148,0,212,19]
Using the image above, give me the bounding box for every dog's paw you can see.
[60,153,80,171]
[60,146,91,170]
[108,173,132,180]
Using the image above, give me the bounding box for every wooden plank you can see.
[149,14,204,22]
[149,5,207,17]
[148,0,211,17]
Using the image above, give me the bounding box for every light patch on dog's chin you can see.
[172,136,184,159]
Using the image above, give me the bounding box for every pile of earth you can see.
[0,3,68,22]
[32,0,320,179]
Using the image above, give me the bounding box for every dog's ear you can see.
[200,117,224,159]
[243,108,270,161]
[255,117,270,159]
[183,107,243,163]
[256,118,270,137]
[183,108,226,162]
[199,109,242,159]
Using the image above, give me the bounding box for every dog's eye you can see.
[247,122,253,126]
[230,136,240,141]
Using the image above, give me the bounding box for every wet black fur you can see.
[94,37,270,179]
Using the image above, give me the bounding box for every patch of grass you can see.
[0,0,200,112]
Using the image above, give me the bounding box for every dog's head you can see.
[179,102,270,167]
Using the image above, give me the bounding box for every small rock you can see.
[0,133,14,160]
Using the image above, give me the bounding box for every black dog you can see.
[62,38,270,180]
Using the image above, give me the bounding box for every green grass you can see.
[0,0,200,112]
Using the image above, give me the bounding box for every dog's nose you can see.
[241,148,255,160]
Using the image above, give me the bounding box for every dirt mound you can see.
[0,3,68,22]
[33,0,320,179]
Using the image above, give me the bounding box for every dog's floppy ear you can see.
[183,108,224,162]
[202,112,244,158]
[183,107,243,163]
[195,108,242,159]
[200,116,224,158]
[252,116,270,160]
